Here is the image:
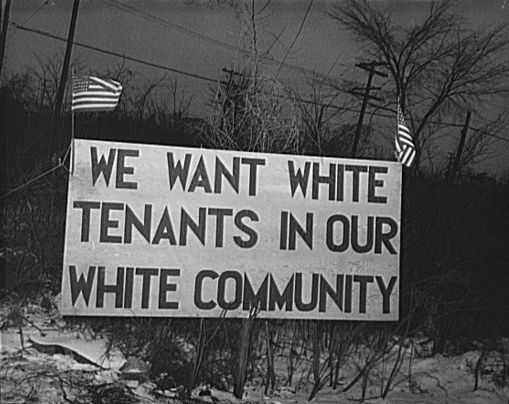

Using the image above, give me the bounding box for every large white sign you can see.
[61,139,402,320]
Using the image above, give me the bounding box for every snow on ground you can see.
[238,342,509,404]
[1,303,508,403]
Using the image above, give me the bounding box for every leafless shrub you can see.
[204,67,300,154]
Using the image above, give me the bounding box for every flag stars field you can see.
[72,75,123,113]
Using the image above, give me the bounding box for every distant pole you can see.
[350,61,387,158]
[53,0,80,122]
[448,111,471,184]
[0,0,12,78]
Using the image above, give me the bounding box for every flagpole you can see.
[71,72,75,175]
[71,108,75,174]
[395,96,400,162]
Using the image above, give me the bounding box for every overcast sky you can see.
[4,0,509,176]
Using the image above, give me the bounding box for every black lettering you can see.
[96,266,124,308]
[69,265,96,306]
[241,157,265,196]
[353,275,374,314]
[279,211,288,250]
[167,152,192,190]
[312,162,335,200]
[73,201,100,242]
[376,276,397,314]
[288,161,310,197]
[91,147,115,187]
[179,207,206,246]
[217,271,242,310]
[268,274,294,311]
[234,210,258,248]
[351,216,374,253]
[100,202,124,243]
[115,149,138,189]
[208,208,233,247]
[327,214,349,252]
[124,204,151,243]
[368,166,388,203]
[344,275,352,313]
[375,216,398,254]
[289,212,313,250]
[124,267,134,309]
[319,275,343,312]
[336,164,345,201]
[345,165,368,202]
[243,274,269,311]
[194,270,218,310]
[152,207,177,245]
[189,156,212,193]
[135,267,158,309]
[295,273,318,311]
[159,269,180,309]
[214,157,240,194]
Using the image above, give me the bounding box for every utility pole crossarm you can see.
[348,88,384,103]
[355,61,388,78]
[350,60,387,157]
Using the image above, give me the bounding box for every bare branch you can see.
[329,0,509,171]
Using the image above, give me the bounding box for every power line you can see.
[481,101,509,111]
[100,0,351,86]
[10,23,509,144]
[101,0,243,55]
[276,0,314,77]
[295,98,509,142]
[12,21,347,89]
[12,22,219,83]
[7,0,49,40]
[467,127,509,142]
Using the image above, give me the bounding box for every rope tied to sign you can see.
[0,144,72,201]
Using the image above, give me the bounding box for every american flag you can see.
[72,76,122,112]
[395,102,416,167]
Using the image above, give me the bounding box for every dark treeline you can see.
[1,70,508,398]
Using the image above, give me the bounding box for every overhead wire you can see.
[9,23,509,143]
[100,0,352,87]
[275,0,314,78]
[12,22,218,83]
[7,0,49,40]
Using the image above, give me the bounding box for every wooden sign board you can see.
[61,139,402,320]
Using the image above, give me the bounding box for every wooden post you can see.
[0,0,12,78]
[264,320,276,394]
[53,0,80,122]
[233,316,255,398]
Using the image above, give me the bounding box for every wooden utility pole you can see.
[350,61,387,158]
[448,111,472,184]
[53,0,80,122]
[0,0,12,78]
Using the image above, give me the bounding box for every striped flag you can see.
[72,75,122,112]
[395,102,416,167]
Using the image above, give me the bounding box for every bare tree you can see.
[329,0,509,170]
